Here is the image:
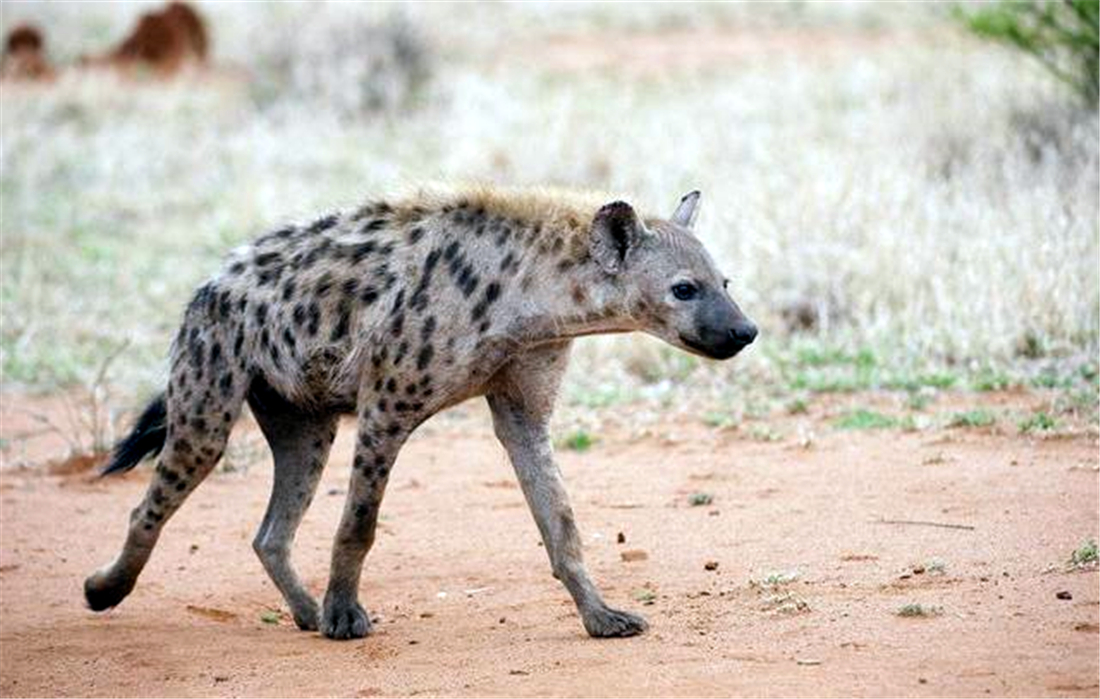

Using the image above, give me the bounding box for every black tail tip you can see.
[100,392,168,477]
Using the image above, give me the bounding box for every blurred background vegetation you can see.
[958,0,1098,106]
[0,1,1097,439]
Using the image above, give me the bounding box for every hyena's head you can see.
[589,191,757,360]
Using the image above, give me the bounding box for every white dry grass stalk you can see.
[0,2,1096,409]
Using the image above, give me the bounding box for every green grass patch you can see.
[883,371,958,391]
[834,409,900,430]
[896,603,943,618]
[786,397,809,415]
[559,430,596,452]
[794,346,877,369]
[759,570,800,586]
[1019,411,1058,433]
[1069,539,1098,569]
[970,366,1016,392]
[947,409,997,428]
[702,411,738,430]
[687,492,713,507]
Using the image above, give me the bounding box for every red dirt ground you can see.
[0,393,1097,697]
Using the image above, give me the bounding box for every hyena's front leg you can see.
[320,412,407,640]
[486,343,647,638]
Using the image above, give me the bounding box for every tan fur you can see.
[85,184,755,641]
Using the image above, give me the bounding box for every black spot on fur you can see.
[416,344,434,371]
[308,214,339,234]
[301,239,332,270]
[471,282,501,322]
[188,330,205,371]
[293,303,307,326]
[349,241,376,263]
[255,251,282,267]
[380,269,398,291]
[360,218,387,233]
[485,281,501,304]
[421,316,436,340]
[188,283,217,317]
[360,285,379,306]
[229,261,246,275]
[331,301,352,342]
[408,226,424,244]
[282,279,296,301]
[316,273,334,298]
[218,290,232,319]
[256,267,282,286]
[393,340,409,365]
[385,377,397,393]
[341,278,359,298]
[306,303,321,337]
[255,302,269,325]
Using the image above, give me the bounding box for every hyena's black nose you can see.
[729,322,758,346]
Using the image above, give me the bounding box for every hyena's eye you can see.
[671,282,699,301]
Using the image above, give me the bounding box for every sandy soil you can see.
[0,393,1097,697]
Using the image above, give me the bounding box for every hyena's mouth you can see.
[678,333,747,361]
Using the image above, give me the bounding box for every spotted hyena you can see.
[84,186,757,640]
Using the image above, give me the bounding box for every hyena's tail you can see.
[100,392,168,476]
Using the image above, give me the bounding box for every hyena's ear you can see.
[591,200,646,275]
[671,190,701,229]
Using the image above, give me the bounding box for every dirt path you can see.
[0,396,1097,697]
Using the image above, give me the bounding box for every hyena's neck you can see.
[495,219,642,346]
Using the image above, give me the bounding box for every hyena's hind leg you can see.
[247,379,338,631]
[84,323,250,611]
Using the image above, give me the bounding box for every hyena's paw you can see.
[290,597,321,632]
[582,605,648,638]
[321,596,372,640]
[83,570,135,612]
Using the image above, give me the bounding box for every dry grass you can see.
[1,3,1096,419]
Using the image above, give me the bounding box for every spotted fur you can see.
[85,185,756,640]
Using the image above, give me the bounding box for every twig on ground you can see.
[873,518,975,531]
